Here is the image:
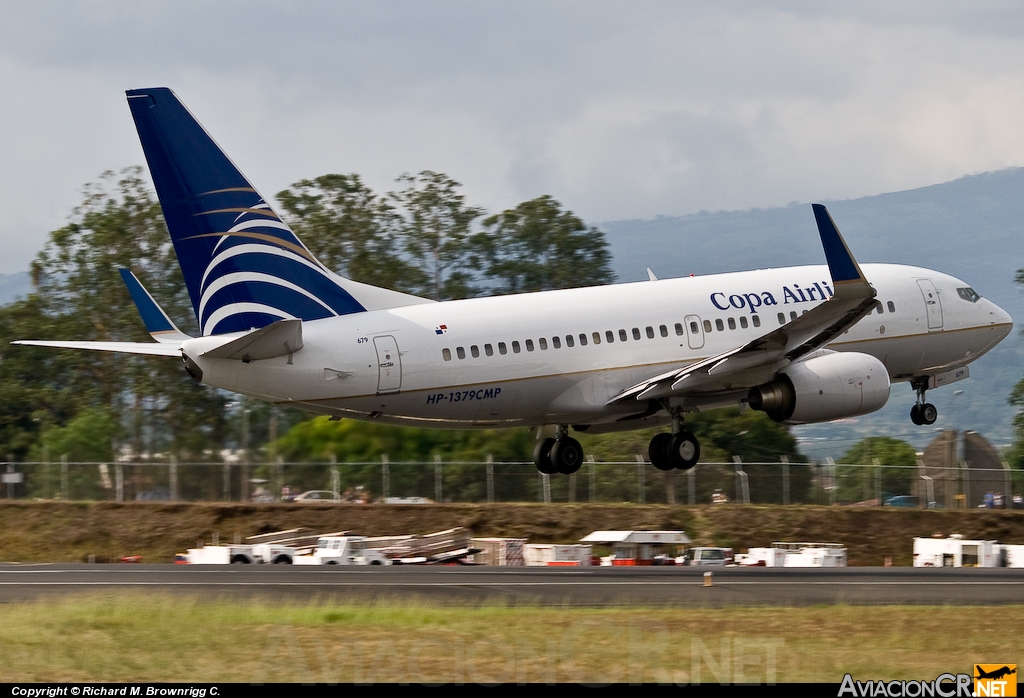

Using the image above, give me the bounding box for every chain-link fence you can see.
[2,458,1022,508]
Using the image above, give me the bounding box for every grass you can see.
[0,594,1020,683]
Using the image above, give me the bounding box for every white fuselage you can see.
[182,263,1012,430]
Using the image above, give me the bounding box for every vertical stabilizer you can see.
[126,87,367,335]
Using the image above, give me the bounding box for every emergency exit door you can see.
[373,335,402,393]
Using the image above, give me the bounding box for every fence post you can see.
[61,454,68,501]
[873,458,881,505]
[588,456,596,503]
[733,456,749,504]
[1003,461,1012,509]
[664,468,676,505]
[960,458,970,509]
[486,455,494,504]
[826,457,836,505]
[223,461,231,502]
[115,464,123,503]
[688,466,696,505]
[635,454,646,504]
[42,446,50,500]
[434,454,443,503]
[382,454,390,500]
[540,471,551,504]
[276,455,284,501]
[330,454,339,502]
[781,455,790,505]
[5,463,12,500]
[169,455,178,502]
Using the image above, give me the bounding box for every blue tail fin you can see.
[126,87,366,335]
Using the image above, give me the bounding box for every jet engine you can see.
[747,352,890,424]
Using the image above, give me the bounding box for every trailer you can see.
[185,545,258,565]
[472,538,526,566]
[737,542,846,567]
[524,544,592,567]
[913,535,1002,567]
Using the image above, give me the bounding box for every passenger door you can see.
[373,335,402,394]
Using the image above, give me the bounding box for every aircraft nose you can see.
[985,299,1013,338]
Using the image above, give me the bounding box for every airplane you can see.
[14,88,1014,475]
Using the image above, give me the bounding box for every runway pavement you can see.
[1,563,1022,605]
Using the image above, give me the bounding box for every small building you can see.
[524,544,592,567]
[472,538,526,566]
[580,530,692,566]
[913,535,1001,567]
[738,542,846,567]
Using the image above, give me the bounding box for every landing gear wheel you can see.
[669,431,700,470]
[910,404,923,425]
[533,437,558,475]
[648,433,674,471]
[550,437,584,474]
[920,403,937,425]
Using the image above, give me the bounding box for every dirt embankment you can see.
[3,501,1023,565]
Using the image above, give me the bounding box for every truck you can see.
[292,535,391,566]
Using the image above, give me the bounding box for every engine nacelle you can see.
[747,352,891,424]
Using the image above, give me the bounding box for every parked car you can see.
[292,490,339,503]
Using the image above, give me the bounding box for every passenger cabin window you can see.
[592,332,602,344]
[579,333,588,346]
[552,336,561,349]
[619,329,627,341]
[498,342,507,355]
[525,339,534,352]
[727,317,736,330]
[606,331,614,343]
[457,347,466,359]
[539,338,548,350]
[565,335,574,348]
[752,315,761,328]
[471,345,480,358]
[689,321,699,334]
[442,348,452,361]
[790,311,798,321]
[512,341,521,353]
[876,303,884,315]
[484,344,493,356]
[675,323,684,336]
[777,312,785,325]
[739,316,748,329]
[715,319,724,331]
[632,327,641,340]
[703,320,713,333]
[646,326,654,339]
[957,287,980,303]
[887,301,895,313]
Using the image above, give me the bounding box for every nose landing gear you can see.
[910,377,938,426]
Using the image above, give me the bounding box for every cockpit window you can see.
[957,287,981,303]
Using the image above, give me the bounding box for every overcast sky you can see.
[2,1,1024,274]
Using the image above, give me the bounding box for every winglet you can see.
[812,204,868,286]
[119,268,192,343]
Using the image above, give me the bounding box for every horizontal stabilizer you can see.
[200,318,302,361]
[119,268,192,343]
[12,340,183,357]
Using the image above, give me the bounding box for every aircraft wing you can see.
[608,204,878,404]
[11,340,183,356]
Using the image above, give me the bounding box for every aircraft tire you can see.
[533,437,558,475]
[669,432,700,470]
[648,433,674,471]
[910,404,923,425]
[920,403,938,425]
[551,437,584,474]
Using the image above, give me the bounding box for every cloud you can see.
[1,2,1024,272]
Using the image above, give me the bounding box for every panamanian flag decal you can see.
[435,324,448,335]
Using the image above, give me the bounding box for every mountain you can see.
[600,168,1024,460]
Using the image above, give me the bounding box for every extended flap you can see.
[201,319,303,361]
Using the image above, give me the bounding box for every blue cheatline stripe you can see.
[126,87,366,333]
[812,204,862,283]
[118,268,175,334]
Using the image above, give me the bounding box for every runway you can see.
[1,564,1022,605]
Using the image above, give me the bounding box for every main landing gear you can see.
[647,409,700,471]
[910,377,938,426]
[533,426,584,475]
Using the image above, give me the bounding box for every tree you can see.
[472,195,616,293]
[1009,268,1024,469]
[275,174,418,292]
[390,171,484,300]
[7,168,227,461]
[837,436,917,501]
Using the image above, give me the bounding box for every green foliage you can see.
[390,171,485,300]
[472,195,616,293]
[836,436,917,501]
[1009,268,1024,469]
